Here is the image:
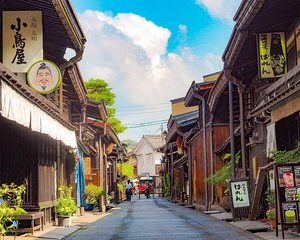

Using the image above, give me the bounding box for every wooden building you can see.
[0,0,91,224]
[184,74,230,211]
[165,98,198,204]
[207,0,300,217]
[86,119,123,208]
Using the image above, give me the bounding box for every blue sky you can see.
[71,0,241,141]
[73,0,232,55]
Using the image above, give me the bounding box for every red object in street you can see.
[140,184,146,193]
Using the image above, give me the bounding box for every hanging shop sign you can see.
[258,32,287,79]
[3,11,43,73]
[274,163,300,239]
[27,60,62,94]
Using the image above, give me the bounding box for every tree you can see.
[84,79,127,134]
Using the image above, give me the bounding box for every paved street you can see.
[66,197,261,240]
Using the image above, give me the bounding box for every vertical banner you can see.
[3,11,43,73]
[258,32,287,78]
[266,123,277,158]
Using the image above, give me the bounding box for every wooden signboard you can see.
[229,178,251,221]
[275,163,300,239]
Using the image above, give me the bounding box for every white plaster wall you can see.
[136,140,157,176]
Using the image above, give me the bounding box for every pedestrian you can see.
[125,180,133,201]
[140,184,146,197]
[146,182,151,199]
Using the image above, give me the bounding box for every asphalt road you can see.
[65,197,261,240]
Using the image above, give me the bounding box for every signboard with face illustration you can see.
[278,166,294,187]
[3,11,43,73]
[258,32,287,78]
[27,60,62,94]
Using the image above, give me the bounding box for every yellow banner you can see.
[258,32,287,78]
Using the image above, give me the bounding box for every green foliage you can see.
[204,152,240,193]
[117,163,134,178]
[122,139,138,146]
[0,183,26,207]
[271,148,300,163]
[117,182,125,193]
[266,190,275,209]
[162,173,170,198]
[57,186,77,217]
[0,183,27,236]
[266,208,275,220]
[107,117,127,134]
[85,79,115,105]
[84,79,127,134]
[85,184,105,205]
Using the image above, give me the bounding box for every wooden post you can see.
[229,81,235,179]
[188,143,192,205]
[59,83,63,114]
[170,145,174,200]
[238,87,246,177]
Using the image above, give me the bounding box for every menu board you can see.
[278,166,294,187]
[282,202,298,224]
[294,166,300,186]
[275,164,300,238]
[230,180,250,208]
[285,187,298,201]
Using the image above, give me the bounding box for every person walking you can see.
[125,180,133,201]
[146,182,151,199]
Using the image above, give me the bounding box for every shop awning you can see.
[1,81,77,148]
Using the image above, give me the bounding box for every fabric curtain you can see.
[75,147,85,207]
[1,81,76,148]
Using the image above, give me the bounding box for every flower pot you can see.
[270,219,276,230]
[58,216,72,227]
[84,203,95,211]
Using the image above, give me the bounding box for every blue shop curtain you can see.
[75,147,85,207]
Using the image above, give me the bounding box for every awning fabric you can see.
[1,81,76,148]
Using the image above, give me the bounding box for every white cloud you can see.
[78,10,222,140]
[195,0,241,21]
[178,24,188,43]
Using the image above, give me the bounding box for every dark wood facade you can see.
[206,0,300,218]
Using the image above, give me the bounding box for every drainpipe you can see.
[192,85,209,211]
[228,81,236,180]
[187,140,193,205]
[238,87,246,177]
[59,49,84,114]
[208,114,215,208]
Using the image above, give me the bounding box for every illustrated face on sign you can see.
[27,60,61,94]
[283,171,294,187]
[34,63,53,90]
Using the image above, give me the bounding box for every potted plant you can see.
[0,183,27,237]
[205,152,240,212]
[85,184,104,211]
[266,208,276,229]
[57,186,77,227]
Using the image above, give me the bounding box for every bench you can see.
[14,212,44,234]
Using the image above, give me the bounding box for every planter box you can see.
[84,203,95,211]
[57,216,71,227]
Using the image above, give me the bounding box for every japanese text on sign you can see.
[258,32,287,79]
[231,180,250,208]
[3,11,43,73]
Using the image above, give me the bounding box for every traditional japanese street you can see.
[2,0,300,240]
[65,197,260,240]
